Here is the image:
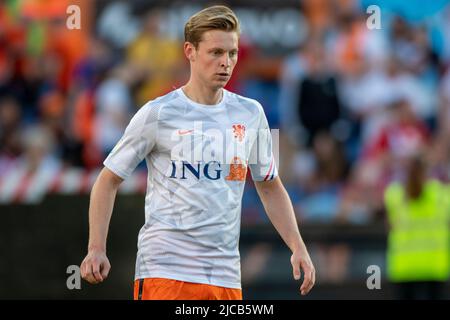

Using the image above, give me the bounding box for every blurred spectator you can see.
[66,37,116,168]
[126,9,184,104]
[345,56,432,147]
[343,98,431,223]
[362,98,430,177]
[436,5,450,63]
[291,38,343,147]
[0,96,22,172]
[278,43,307,147]
[337,167,379,224]
[93,65,135,158]
[389,19,439,121]
[21,0,90,92]
[39,89,65,136]
[72,37,115,91]
[439,66,450,139]
[427,136,450,182]
[331,11,387,75]
[294,131,349,223]
[390,17,439,87]
[385,154,450,299]
[19,124,61,174]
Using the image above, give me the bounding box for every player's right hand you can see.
[80,250,111,284]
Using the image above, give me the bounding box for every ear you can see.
[184,42,196,62]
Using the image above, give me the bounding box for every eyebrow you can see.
[208,47,238,52]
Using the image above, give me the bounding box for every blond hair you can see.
[184,5,240,48]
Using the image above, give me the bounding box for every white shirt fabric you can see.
[104,87,278,289]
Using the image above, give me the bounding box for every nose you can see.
[220,54,231,69]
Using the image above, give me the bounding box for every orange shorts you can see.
[134,277,242,300]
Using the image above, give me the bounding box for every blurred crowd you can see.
[1,0,450,230]
[277,1,450,227]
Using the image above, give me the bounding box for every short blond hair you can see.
[184,5,240,48]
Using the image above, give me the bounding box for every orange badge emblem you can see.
[232,124,246,142]
[225,157,247,182]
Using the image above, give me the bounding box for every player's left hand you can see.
[291,248,315,296]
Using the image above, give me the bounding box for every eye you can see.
[229,51,238,58]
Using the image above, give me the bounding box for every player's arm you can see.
[254,176,315,295]
[80,167,124,284]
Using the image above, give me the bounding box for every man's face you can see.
[186,30,239,90]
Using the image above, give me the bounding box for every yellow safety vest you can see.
[385,180,450,282]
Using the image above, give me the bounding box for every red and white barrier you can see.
[0,167,147,204]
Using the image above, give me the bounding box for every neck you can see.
[182,80,223,105]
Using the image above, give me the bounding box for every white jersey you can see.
[104,87,278,289]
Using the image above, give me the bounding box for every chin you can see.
[212,81,227,90]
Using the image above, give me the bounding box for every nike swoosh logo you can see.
[177,129,194,136]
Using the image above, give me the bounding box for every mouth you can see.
[216,73,230,77]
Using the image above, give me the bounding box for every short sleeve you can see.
[248,105,278,182]
[103,103,160,179]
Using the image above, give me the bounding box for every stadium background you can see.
[1,0,450,299]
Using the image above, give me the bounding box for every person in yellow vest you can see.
[385,154,450,299]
